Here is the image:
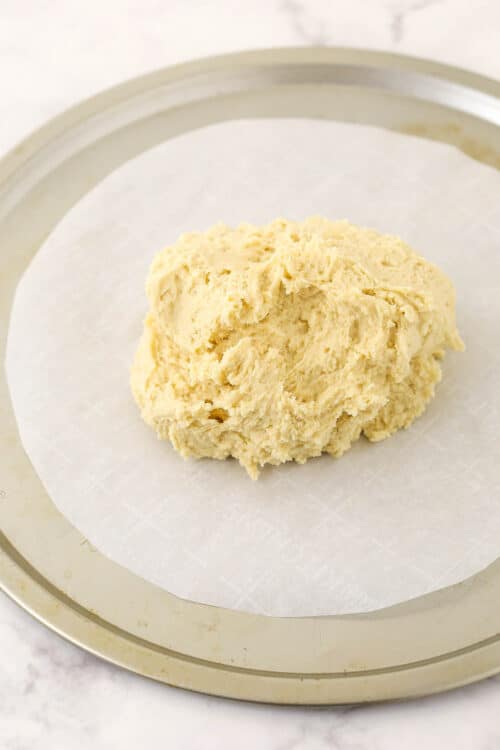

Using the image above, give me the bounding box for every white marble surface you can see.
[1,1,500,747]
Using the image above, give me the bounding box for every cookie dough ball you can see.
[131,218,463,478]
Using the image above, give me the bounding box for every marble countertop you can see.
[2,1,500,747]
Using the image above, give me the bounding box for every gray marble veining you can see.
[388,0,442,43]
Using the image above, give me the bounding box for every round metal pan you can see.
[1,47,500,704]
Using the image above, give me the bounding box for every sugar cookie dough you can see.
[131,218,463,478]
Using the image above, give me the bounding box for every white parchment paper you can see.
[6,119,500,616]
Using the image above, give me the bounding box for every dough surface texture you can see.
[131,218,463,478]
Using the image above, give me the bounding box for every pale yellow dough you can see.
[131,218,463,478]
